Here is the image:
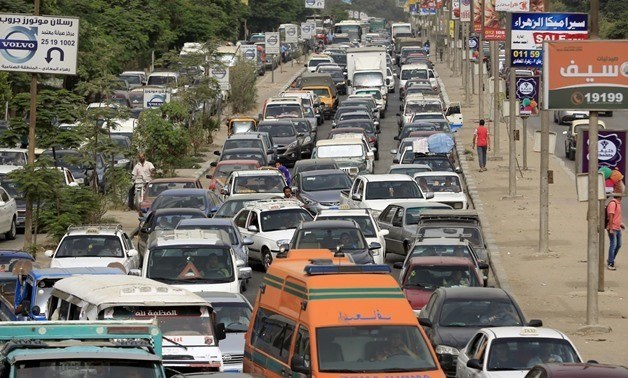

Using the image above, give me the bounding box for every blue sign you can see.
[147,95,165,108]
[0,26,38,64]
[510,12,588,68]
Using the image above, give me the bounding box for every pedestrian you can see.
[472,119,490,172]
[606,185,625,270]
[276,162,291,186]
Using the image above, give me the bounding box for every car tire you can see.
[568,148,575,161]
[5,218,16,240]
[262,247,272,272]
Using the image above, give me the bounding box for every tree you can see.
[247,0,306,33]
[229,58,258,114]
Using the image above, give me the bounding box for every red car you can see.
[400,256,485,313]
[206,159,260,191]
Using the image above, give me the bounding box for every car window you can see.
[392,208,404,226]
[380,207,396,223]
[56,235,124,258]
[0,188,9,202]
[234,210,250,228]
[466,333,486,358]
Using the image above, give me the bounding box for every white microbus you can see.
[47,275,225,373]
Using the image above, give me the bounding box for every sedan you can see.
[257,121,304,167]
[139,177,203,215]
[136,207,207,256]
[334,119,380,160]
[149,188,223,217]
[524,363,628,378]
[419,287,543,377]
[291,169,352,214]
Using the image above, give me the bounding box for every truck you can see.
[346,47,388,98]
[0,320,166,377]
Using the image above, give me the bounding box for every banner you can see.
[511,12,588,68]
[496,0,529,12]
[451,0,460,19]
[543,40,628,111]
[460,0,471,22]
[239,45,257,62]
[515,76,540,116]
[304,0,325,9]
[285,25,298,43]
[264,32,280,54]
[581,130,628,180]
[300,22,313,39]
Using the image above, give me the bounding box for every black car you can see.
[419,287,542,377]
[289,118,316,158]
[285,220,380,264]
[332,105,378,127]
[335,119,380,160]
[215,147,269,167]
[137,207,207,256]
[257,121,305,167]
[40,149,108,192]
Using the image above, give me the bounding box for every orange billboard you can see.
[543,40,628,110]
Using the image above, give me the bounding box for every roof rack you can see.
[304,264,391,275]
[244,198,300,208]
[67,224,123,232]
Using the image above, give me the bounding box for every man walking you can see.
[472,119,490,172]
[606,186,625,270]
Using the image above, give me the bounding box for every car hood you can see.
[220,332,246,357]
[485,371,528,378]
[261,229,296,241]
[273,136,297,146]
[435,326,482,349]
[363,199,404,211]
[342,249,374,265]
[402,287,434,310]
[301,189,343,203]
[334,158,365,167]
[50,257,129,270]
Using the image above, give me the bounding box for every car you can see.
[139,177,203,215]
[176,218,254,265]
[0,148,27,168]
[390,137,428,162]
[213,193,282,219]
[563,119,606,160]
[0,250,34,272]
[288,118,316,158]
[196,292,253,373]
[286,220,380,265]
[315,207,389,264]
[553,110,589,125]
[354,87,387,113]
[206,160,260,192]
[45,224,140,272]
[313,137,375,176]
[217,147,269,167]
[456,326,581,378]
[149,188,223,218]
[40,149,107,191]
[387,163,432,176]
[332,106,378,128]
[292,158,339,177]
[256,121,305,166]
[377,201,452,258]
[334,119,380,160]
[400,256,485,314]
[235,199,313,271]
[119,71,147,88]
[306,54,335,72]
[220,169,286,200]
[219,133,276,165]
[524,363,628,378]
[137,208,207,256]
[0,185,17,240]
[291,169,352,214]
[420,287,543,376]
[397,153,458,173]
[414,172,468,209]
[108,134,134,170]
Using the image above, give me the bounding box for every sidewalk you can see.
[435,59,628,364]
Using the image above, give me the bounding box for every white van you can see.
[47,275,226,372]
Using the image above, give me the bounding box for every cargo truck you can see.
[346,47,388,99]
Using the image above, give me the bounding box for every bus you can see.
[333,20,363,43]
[47,275,226,373]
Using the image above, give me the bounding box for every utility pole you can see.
[506,13,517,196]
[538,0,551,253]
[24,0,40,250]
[478,0,485,121]
[462,23,469,104]
[492,41,500,156]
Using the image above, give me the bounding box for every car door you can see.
[236,210,258,259]
[390,207,408,254]
[137,212,155,254]
[378,206,397,253]
[457,333,488,378]
[122,233,140,269]
[0,188,11,232]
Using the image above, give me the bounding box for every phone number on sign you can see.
[583,92,624,103]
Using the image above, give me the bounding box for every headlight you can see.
[287,141,298,149]
[435,345,459,356]
[276,239,290,247]
[454,202,463,209]
[301,196,316,205]
[304,136,312,144]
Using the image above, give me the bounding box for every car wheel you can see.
[262,247,272,272]
[565,142,570,158]
[5,218,16,240]
[568,148,575,161]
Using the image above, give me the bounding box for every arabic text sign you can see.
[510,12,588,68]
[496,0,529,12]
[0,13,79,75]
[515,76,539,116]
[143,88,171,109]
[304,0,325,9]
[581,130,627,179]
[264,32,280,55]
[543,40,628,111]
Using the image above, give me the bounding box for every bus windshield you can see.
[15,360,165,378]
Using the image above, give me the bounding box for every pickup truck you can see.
[0,320,166,377]
[339,174,433,217]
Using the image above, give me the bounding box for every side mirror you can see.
[215,322,227,341]
[425,191,435,200]
[291,186,299,194]
[236,259,245,267]
[304,64,308,68]
[368,242,381,250]
[127,249,139,257]
[238,266,252,280]
[44,250,54,258]
[380,229,389,236]
[393,136,399,141]
[140,226,151,234]
[267,148,275,154]
[467,359,483,370]
[390,149,398,154]
[129,269,141,276]
[366,151,374,158]
[210,161,217,167]
[0,201,5,207]
[393,261,403,269]
[290,355,311,375]
[478,261,489,270]
[455,167,463,174]
[418,317,432,327]
[351,193,361,201]
[206,174,213,179]
[393,158,400,164]
[527,319,543,327]
[31,305,40,316]
[386,78,390,85]
[247,225,259,233]
[220,187,230,195]
[213,151,221,156]
[242,237,254,246]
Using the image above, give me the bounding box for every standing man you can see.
[472,119,490,172]
[276,162,291,186]
[130,153,155,208]
[606,186,625,270]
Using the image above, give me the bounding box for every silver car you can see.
[176,218,254,264]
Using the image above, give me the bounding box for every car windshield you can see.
[258,124,296,137]
[146,182,198,197]
[231,121,255,133]
[214,301,252,333]
[0,151,25,166]
[147,75,176,86]
[340,113,370,122]
[265,104,302,118]
[404,156,454,171]
[152,194,206,211]
[309,59,331,67]
[337,121,374,134]
[487,338,580,371]
[309,88,330,98]
[41,151,84,170]
[315,144,363,159]
[329,54,346,64]
[294,228,365,250]
[405,102,442,115]
[405,206,450,225]
[416,175,462,193]
[224,139,263,151]
[119,75,141,85]
[146,246,234,284]
[419,227,484,246]
[56,235,124,258]
[317,216,377,237]
[401,69,428,80]
[260,209,313,232]
[234,175,284,194]
[302,173,351,192]
[404,265,480,289]
[291,120,311,133]
[356,91,382,100]
[214,164,257,181]
[402,48,423,58]
[412,113,445,121]
[15,360,164,378]
[154,213,205,231]
[365,181,421,200]
[407,87,438,96]
[214,199,253,218]
[410,244,472,261]
[353,72,384,87]
[0,177,21,199]
[389,167,431,176]
[439,299,523,327]
[221,152,265,165]
[177,224,238,245]
[316,326,437,372]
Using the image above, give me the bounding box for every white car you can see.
[220,169,286,200]
[414,171,468,209]
[315,207,389,264]
[456,327,583,378]
[386,66,396,93]
[45,224,140,272]
[235,199,313,271]
[312,137,375,176]
[0,185,18,240]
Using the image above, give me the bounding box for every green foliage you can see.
[247,0,306,33]
[350,0,405,21]
[229,58,258,114]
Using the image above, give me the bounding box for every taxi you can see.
[227,116,258,136]
[456,327,583,378]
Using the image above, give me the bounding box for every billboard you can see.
[496,0,529,12]
[515,76,540,116]
[264,32,280,54]
[510,12,588,68]
[580,130,628,184]
[460,0,471,22]
[543,40,626,111]
[304,0,325,8]
[143,88,171,109]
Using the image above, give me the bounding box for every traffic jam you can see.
[0,15,624,378]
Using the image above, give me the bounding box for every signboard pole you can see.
[521,116,528,170]
[271,55,275,83]
[491,41,500,156]
[453,21,460,74]
[539,0,551,253]
[462,24,469,105]
[24,0,40,249]
[586,110,600,325]
[478,0,484,121]
[507,13,517,196]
